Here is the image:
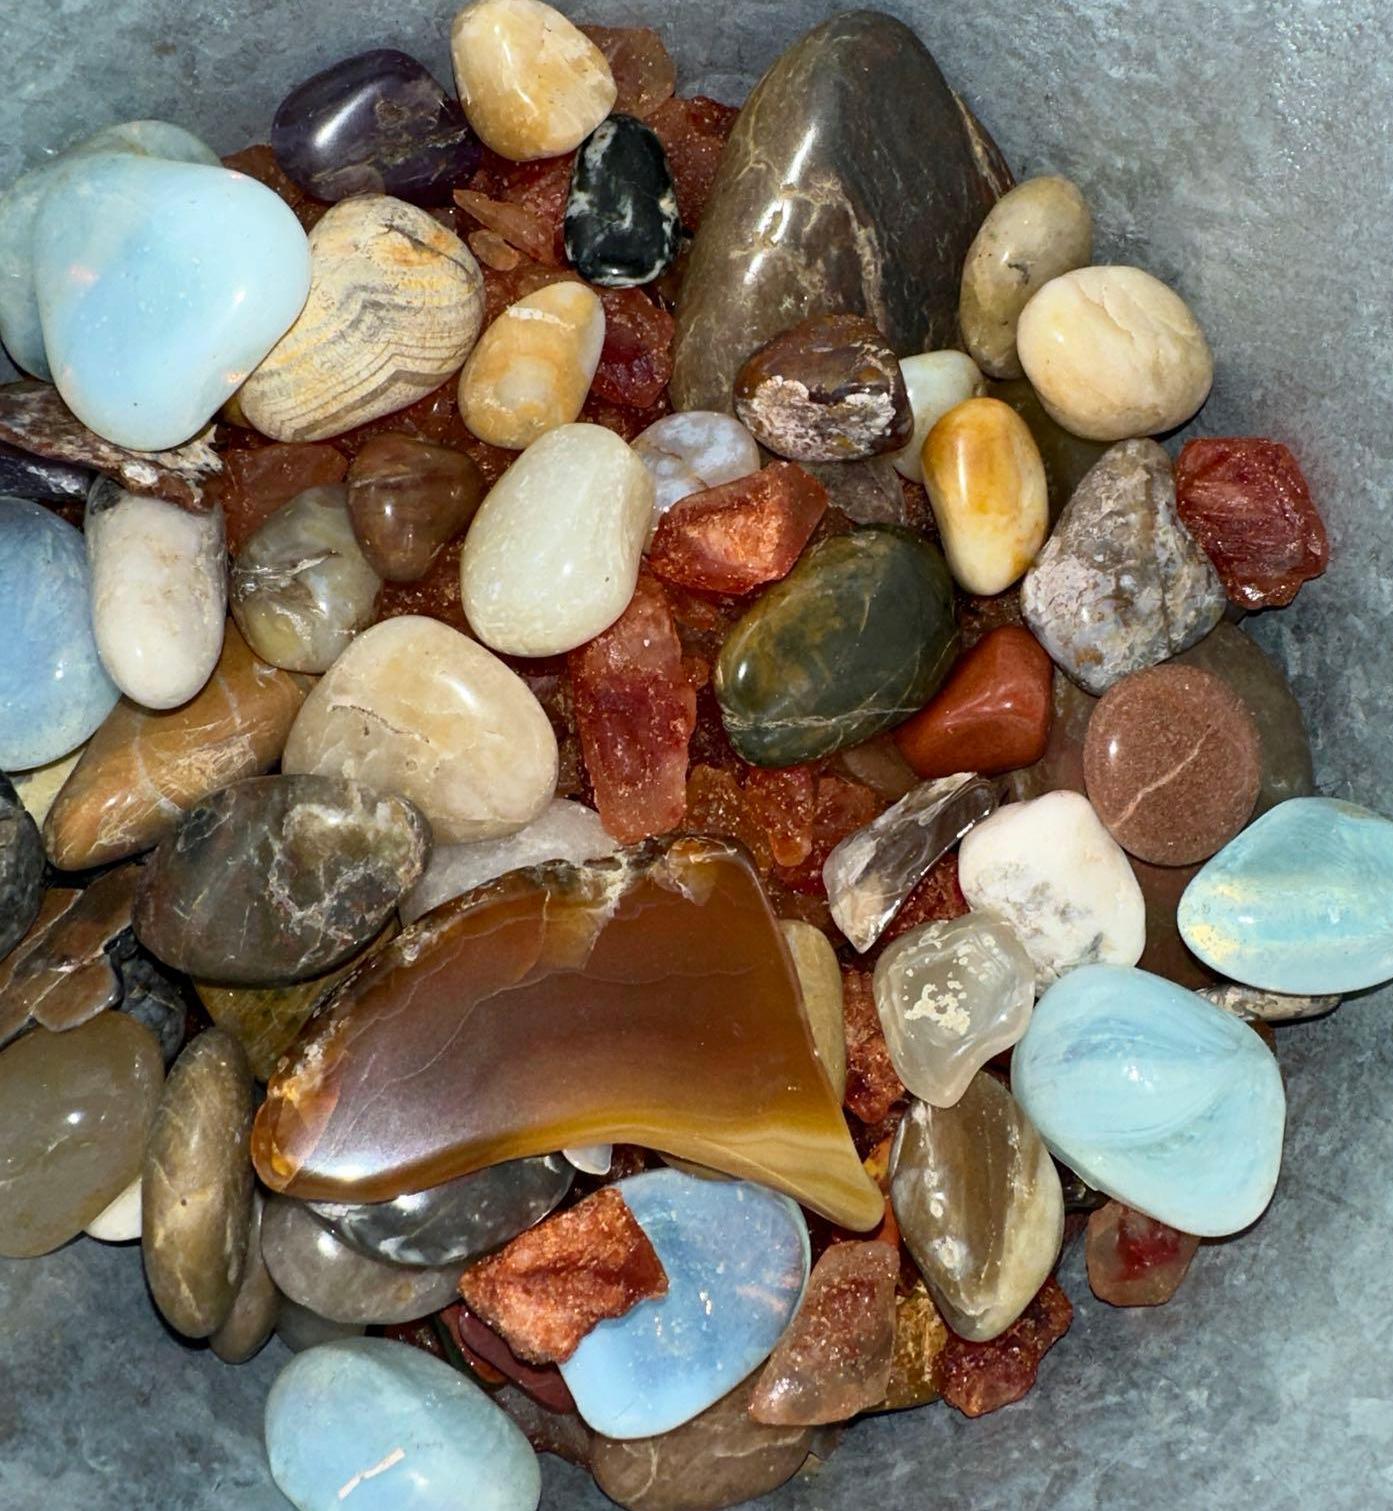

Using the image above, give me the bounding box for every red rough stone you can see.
[468,229,523,272]
[454,187,560,265]
[591,288,676,409]
[936,1275,1073,1417]
[1085,1201,1201,1307]
[458,1188,668,1364]
[445,1304,577,1412]
[648,96,740,230]
[841,967,906,1125]
[684,764,774,872]
[743,766,816,869]
[773,776,884,896]
[464,149,574,264]
[648,463,828,595]
[1174,437,1329,608]
[582,26,677,119]
[570,572,697,844]
[208,442,348,554]
[580,390,671,444]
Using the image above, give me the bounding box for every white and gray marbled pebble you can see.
[1199,984,1341,1025]
[632,411,761,539]
[564,114,681,288]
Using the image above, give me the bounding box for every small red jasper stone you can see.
[894,626,1052,778]
[1174,437,1329,608]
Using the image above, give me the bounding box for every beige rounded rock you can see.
[282,615,558,842]
[959,176,1093,380]
[451,0,617,162]
[922,396,1048,594]
[459,423,654,657]
[780,919,847,1100]
[84,1174,142,1242]
[458,282,604,449]
[889,350,986,483]
[1016,265,1213,441]
[240,196,484,443]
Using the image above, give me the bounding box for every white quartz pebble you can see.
[563,1145,614,1176]
[459,423,653,656]
[632,411,762,540]
[85,1175,142,1242]
[889,350,985,483]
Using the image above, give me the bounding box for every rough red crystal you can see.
[374,534,470,633]
[1085,1201,1201,1307]
[592,289,676,409]
[841,967,906,1125]
[445,1304,578,1412]
[648,96,740,230]
[1174,437,1329,608]
[454,187,560,265]
[208,442,348,554]
[648,462,828,595]
[581,26,677,119]
[684,764,774,872]
[773,776,884,896]
[936,1274,1073,1417]
[743,767,816,868]
[570,572,697,844]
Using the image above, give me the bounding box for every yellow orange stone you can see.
[458,282,605,449]
[451,0,617,162]
[922,396,1048,594]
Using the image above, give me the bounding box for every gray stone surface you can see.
[2,2,1391,1508]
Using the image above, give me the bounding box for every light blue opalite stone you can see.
[1011,964,1285,1237]
[265,1337,540,1511]
[32,154,311,450]
[1179,796,1393,994]
[559,1169,810,1439]
[0,496,118,769]
[0,121,219,380]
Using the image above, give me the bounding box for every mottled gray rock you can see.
[1200,984,1341,1025]
[0,772,43,960]
[1022,440,1224,694]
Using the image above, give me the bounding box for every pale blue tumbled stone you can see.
[0,121,218,379]
[1179,796,1393,994]
[559,1169,810,1439]
[0,496,118,769]
[1011,964,1285,1237]
[32,153,311,450]
[264,1337,540,1511]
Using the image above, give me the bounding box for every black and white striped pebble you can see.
[564,114,681,288]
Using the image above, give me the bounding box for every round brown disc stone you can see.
[1082,663,1261,866]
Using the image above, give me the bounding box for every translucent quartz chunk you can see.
[873,912,1035,1107]
[252,837,882,1230]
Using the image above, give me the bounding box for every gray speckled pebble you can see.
[2,3,1392,1510]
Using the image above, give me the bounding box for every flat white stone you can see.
[84,1175,142,1242]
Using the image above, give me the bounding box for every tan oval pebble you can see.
[922,396,1048,594]
[142,1028,256,1338]
[1016,265,1213,441]
[210,1194,282,1364]
[779,919,847,1100]
[458,282,605,449]
[959,176,1093,380]
[451,0,617,162]
[239,196,485,443]
[283,615,558,842]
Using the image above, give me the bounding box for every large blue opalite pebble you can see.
[0,497,117,769]
[1179,796,1393,994]
[265,1337,540,1511]
[559,1169,810,1439]
[0,121,219,380]
[1011,964,1285,1237]
[32,154,311,450]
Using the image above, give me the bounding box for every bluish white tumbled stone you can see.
[559,1169,810,1439]
[0,497,118,769]
[1179,796,1393,994]
[0,121,218,380]
[32,153,311,449]
[265,1337,540,1511]
[1012,963,1285,1237]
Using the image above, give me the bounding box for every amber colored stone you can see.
[648,463,828,595]
[459,1187,668,1363]
[880,1279,949,1410]
[345,433,484,581]
[894,626,1051,780]
[841,967,907,1125]
[751,1240,898,1426]
[1083,664,1261,866]
[745,767,816,869]
[454,187,560,265]
[251,837,883,1229]
[581,27,677,119]
[447,1304,578,1413]
[208,442,349,555]
[468,229,523,271]
[569,573,696,845]
[591,288,676,410]
[44,623,307,871]
[935,1274,1073,1417]
[1174,437,1329,608]
[773,776,884,898]
[684,765,774,872]
[647,96,740,231]
[1086,1201,1200,1307]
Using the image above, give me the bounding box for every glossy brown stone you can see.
[142,1029,256,1338]
[252,838,882,1228]
[750,1240,897,1426]
[44,623,307,871]
[1086,1200,1200,1307]
[208,441,349,554]
[733,314,912,462]
[894,626,1053,779]
[648,462,828,594]
[1084,664,1262,866]
[936,1273,1073,1417]
[345,433,485,581]
[459,1187,668,1363]
[210,1194,282,1363]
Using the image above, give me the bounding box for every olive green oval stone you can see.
[715,527,958,765]
[0,1013,163,1258]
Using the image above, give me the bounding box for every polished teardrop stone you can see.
[252,837,882,1229]
[715,527,958,766]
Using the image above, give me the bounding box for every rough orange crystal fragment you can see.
[251,837,883,1229]
[459,1187,668,1363]
[936,1274,1073,1417]
[840,967,906,1124]
[1085,1200,1200,1307]
[592,288,676,410]
[648,96,740,231]
[581,26,677,119]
